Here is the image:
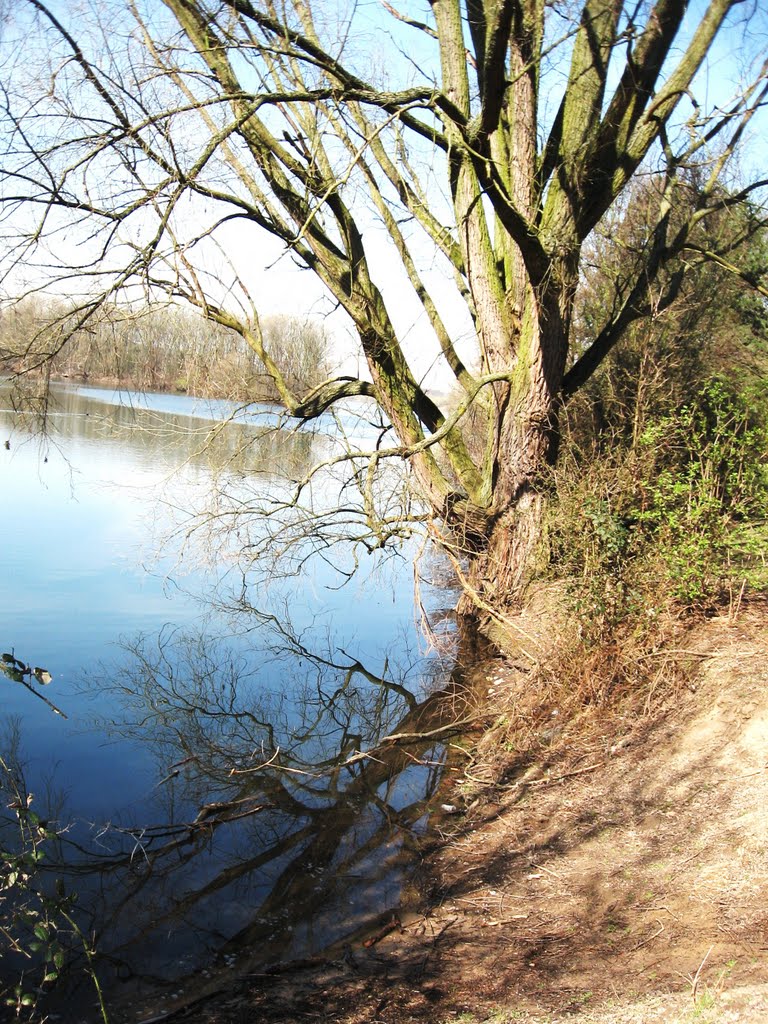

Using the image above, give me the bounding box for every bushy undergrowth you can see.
[546,374,768,643]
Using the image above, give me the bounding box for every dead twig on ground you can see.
[685,945,714,1003]
[362,915,403,948]
[499,761,603,790]
[629,920,665,951]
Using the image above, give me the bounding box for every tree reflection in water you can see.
[55,615,466,986]
[0,382,463,1003]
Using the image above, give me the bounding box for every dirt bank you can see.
[129,606,768,1024]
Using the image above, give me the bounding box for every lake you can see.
[0,383,456,1019]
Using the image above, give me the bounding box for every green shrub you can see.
[547,376,768,635]
[635,377,768,604]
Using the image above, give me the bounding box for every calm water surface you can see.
[0,383,452,1017]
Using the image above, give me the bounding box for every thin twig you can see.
[4,671,68,718]
[690,945,714,1003]
[500,762,603,790]
[379,718,481,743]
[630,920,665,951]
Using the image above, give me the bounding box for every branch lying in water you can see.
[0,652,67,718]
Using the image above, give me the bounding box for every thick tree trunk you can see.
[452,275,573,622]
[455,481,547,622]
[450,389,555,622]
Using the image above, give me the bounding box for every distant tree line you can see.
[0,299,333,403]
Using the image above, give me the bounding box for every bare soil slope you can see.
[137,608,768,1024]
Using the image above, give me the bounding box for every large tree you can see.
[2,0,767,624]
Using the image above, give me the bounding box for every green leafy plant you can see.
[635,377,768,605]
[547,375,768,644]
[0,756,108,1022]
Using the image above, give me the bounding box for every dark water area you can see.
[0,383,457,1020]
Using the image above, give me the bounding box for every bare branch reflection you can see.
[55,618,465,981]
